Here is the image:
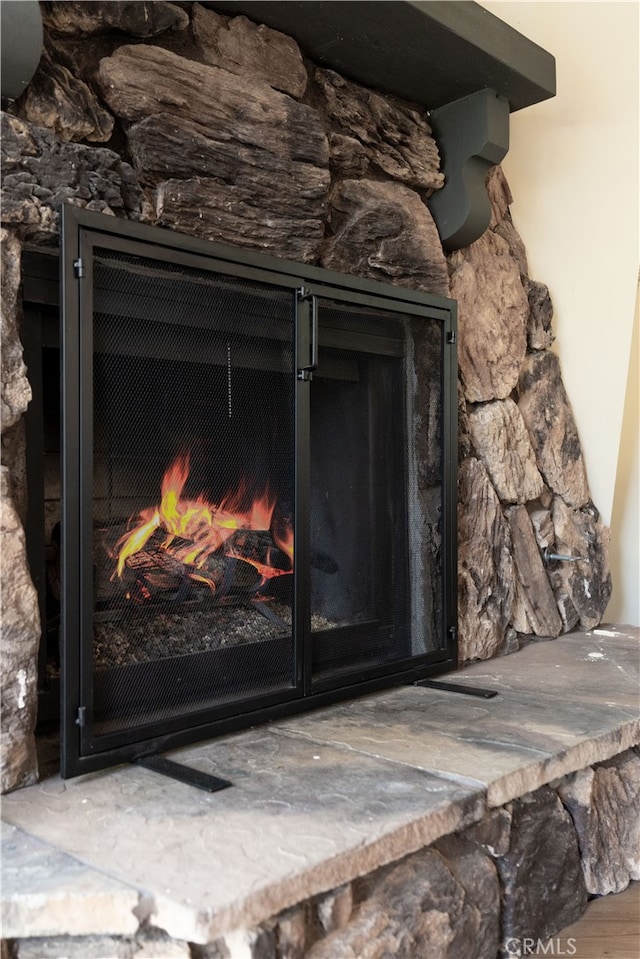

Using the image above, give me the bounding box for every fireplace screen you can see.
[59,205,457,777]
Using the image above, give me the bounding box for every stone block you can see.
[96,44,328,175]
[306,845,497,959]
[449,230,528,403]
[1,229,31,433]
[193,5,307,98]
[18,37,114,143]
[0,113,143,241]
[497,786,588,947]
[2,419,28,525]
[328,133,370,178]
[557,749,640,894]
[457,457,514,662]
[524,278,555,351]
[549,497,612,631]
[314,68,444,193]
[441,627,640,713]
[486,167,529,277]
[278,671,639,810]
[42,1,189,37]
[0,469,39,793]
[460,807,512,858]
[506,505,563,638]
[529,508,554,551]
[96,44,328,260]
[433,833,500,959]
[316,884,353,936]
[494,217,529,279]
[155,174,326,264]
[0,730,483,944]
[517,350,590,509]
[486,164,513,227]
[458,382,473,462]
[321,178,449,296]
[501,627,520,656]
[467,398,544,504]
[413,319,448,485]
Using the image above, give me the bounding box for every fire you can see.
[112,453,293,598]
[274,526,294,565]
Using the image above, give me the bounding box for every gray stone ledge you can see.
[277,626,640,807]
[1,738,484,944]
[1,822,141,939]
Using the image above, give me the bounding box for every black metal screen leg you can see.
[415,679,498,699]
[134,755,233,792]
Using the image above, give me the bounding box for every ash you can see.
[93,602,333,670]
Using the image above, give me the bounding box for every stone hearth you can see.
[2,626,639,958]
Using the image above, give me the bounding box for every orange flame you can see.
[113,453,293,596]
[274,526,294,566]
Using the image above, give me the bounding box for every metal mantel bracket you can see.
[428,88,510,252]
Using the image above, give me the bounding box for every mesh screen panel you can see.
[89,250,295,734]
[310,303,414,682]
[308,303,446,682]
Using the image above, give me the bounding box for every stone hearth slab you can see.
[1,822,140,938]
[1,730,483,944]
[2,627,638,944]
[448,625,640,706]
[277,627,640,807]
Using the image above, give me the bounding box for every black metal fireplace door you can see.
[60,204,457,778]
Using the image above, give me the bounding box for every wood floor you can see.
[539,882,639,958]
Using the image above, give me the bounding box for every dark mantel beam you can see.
[207,1,556,113]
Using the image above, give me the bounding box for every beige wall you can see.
[479,1,639,625]
[607,287,639,624]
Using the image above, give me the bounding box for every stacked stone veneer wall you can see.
[2,748,639,958]
[0,1,611,792]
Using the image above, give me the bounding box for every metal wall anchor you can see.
[543,548,589,564]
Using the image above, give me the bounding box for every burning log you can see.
[94,451,294,609]
[95,521,291,608]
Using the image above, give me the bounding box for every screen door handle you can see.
[297,288,318,380]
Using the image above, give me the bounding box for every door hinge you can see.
[73,258,85,279]
[75,706,87,727]
[447,330,456,345]
[448,625,457,644]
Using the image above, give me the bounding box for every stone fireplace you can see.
[3,8,638,959]
[1,0,612,795]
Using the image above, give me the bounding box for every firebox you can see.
[24,204,457,779]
